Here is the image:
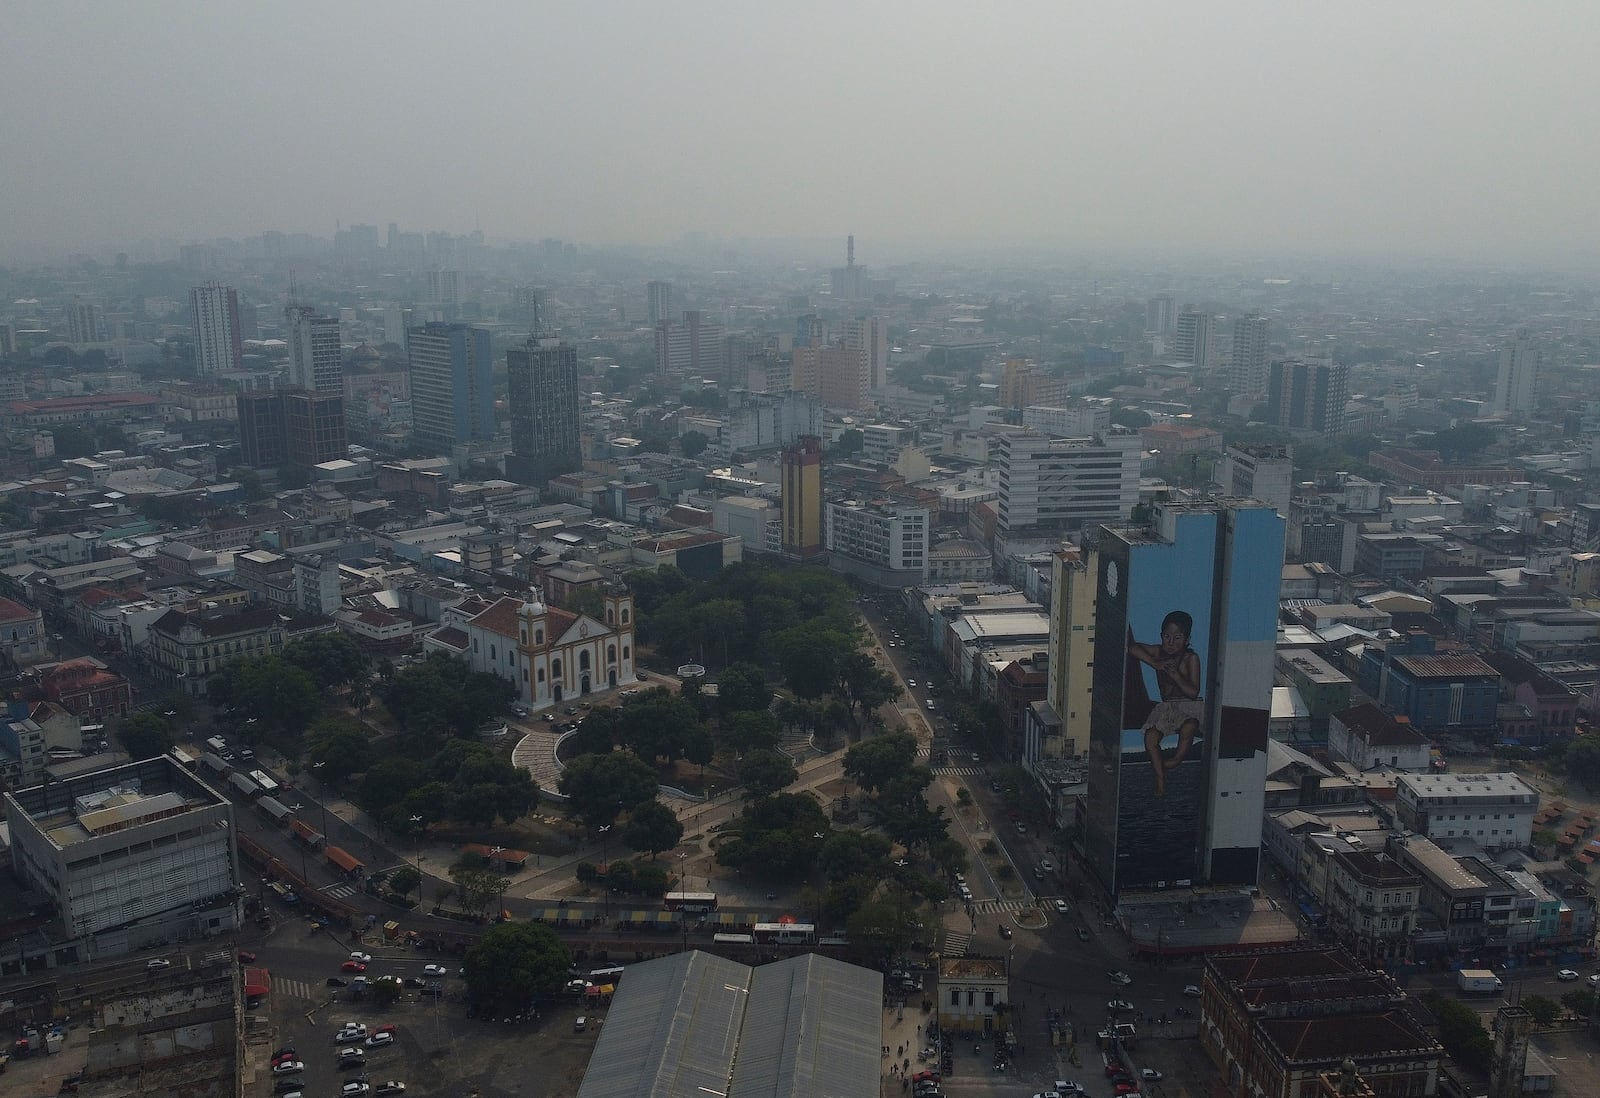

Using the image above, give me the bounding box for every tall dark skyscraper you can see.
[506,335,581,487]
[238,390,346,470]
[1267,359,1349,437]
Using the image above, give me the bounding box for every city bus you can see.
[753,922,815,945]
[663,891,718,913]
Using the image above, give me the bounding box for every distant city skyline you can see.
[2,3,1598,268]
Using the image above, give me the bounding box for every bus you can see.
[205,736,228,755]
[712,933,754,945]
[169,746,199,770]
[248,769,280,797]
[753,922,816,945]
[663,891,718,913]
[588,965,625,986]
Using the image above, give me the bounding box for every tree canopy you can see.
[623,799,684,859]
[557,750,660,830]
[378,652,517,739]
[462,921,571,1014]
[358,739,537,831]
[282,631,370,691]
[118,712,173,761]
[715,792,829,880]
[210,655,322,736]
[739,748,799,797]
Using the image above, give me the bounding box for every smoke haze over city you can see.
[3,0,1597,266]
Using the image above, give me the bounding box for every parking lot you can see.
[256,928,602,1098]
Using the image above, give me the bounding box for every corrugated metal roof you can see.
[575,951,882,1098]
[731,954,882,1098]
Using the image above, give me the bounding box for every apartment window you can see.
[984,991,995,1007]
[950,989,960,1006]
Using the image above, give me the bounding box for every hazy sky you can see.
[3,1,1597,264]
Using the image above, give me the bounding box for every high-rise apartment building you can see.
[190,282,242,375]
[1229,314,1270,396]
[1083,500,1284,896]
[647,280,673,325]
[506,335,582,487]
[654,311,725,375]
[842,316,890,391]
[284,390,348,469]
[780,436,824,559]
[1267,359,1349,437]
[238,390,346,470]
[995,429,1143,536]
[1145,294,1175,336]
[426,269,461,305]
[1492,332,1540,416]
[1173,306,1214,369]
[825,499,929,585]
[790,344,871,410]
[1035,544,1097,765]
[1216,444,1294,515]
[285,306,343,393]
[407,323,495,450]
[65,300,104,344]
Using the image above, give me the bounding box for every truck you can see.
[1457,969,1503,994]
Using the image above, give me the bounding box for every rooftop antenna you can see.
[287,270,300,309]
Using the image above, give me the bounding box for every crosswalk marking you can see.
[274,977,318,1001]
[323,883,358,899]
[943,930,970,957]
[973,898,1036,915]
[931,766,985,777]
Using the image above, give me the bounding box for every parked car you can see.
[341,961,367,974]
[326,977,348,987]
[1558,969,1580,981]
[422,964,447,977]
[374,1085,406,1097]
[271,1048,296,1064]
[1107,970,1132,985]
[273,1061,305,1076]
[1183,984,1202,997]
[238,950,257,964]
[1140,1069,1163,1082]
[334,1024,367,1043]
[1106,999,1135,1014]
[365,1033,394,1049]
[349,952,372,964]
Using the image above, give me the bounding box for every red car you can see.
[1105,1062,1126,1077]
[1114,1086,1141,1097]
[373,1024,397,1037]
[238,951,257,964]
[912,1071,939,1083]
[341,960,367,974]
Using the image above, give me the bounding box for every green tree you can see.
[834,428,863,456]
[282,631,371,691]
[378,652,516,739]
[1523,993,1559,1027]
[1565,736,1600,788]
[772,622,849,699]
[1561,988,1595,1016]
[117,713,173,761]
[450,863,510,918]
[557,751,660,829]
[715,792,830,880]
[844,731,920,793]
[1422,993,1494,1072]
[836,651,901,728]
[716,663,771,715]
[623,800,684,859]
[306,716,372,787]
[693,598,747,667]
[210,655,322,736]
[389,865,422,899]
[724,709,782,753]
[462,921,571,1015]
[679,430,709,458]
[818,829,891,883]
[846,891,924,961]
[370,975,403,1007]
[739,749,799,797]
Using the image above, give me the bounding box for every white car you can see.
[349,951,372,964]
[342,1085,371,1097]
[375,1085,406,1097]
[365,1032,394,1048]
[273,1060,305,1076]
[1557,969,1580,981]
[1053,899,1070,914]
[906,679,917,688]
[334,1023,367,1043]
[1140,1068,1163,1082]
[422,963,447,977]
[1054,1084,1086,1095]
[1183,984,1202,997]
[1589,973,1600,987]
[1040,859,1054,872]
[146,958,171,971]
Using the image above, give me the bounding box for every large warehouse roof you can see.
[575,951,883,1098]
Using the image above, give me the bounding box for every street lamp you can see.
[289,804,308,886]
[598,825,612,923]
[410,815,425,885]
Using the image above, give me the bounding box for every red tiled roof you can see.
[469,596,525,640]
[0,596,40,623]
[1257,1008,1439,1063]
[75,587,121,609]
[429,626,470,651]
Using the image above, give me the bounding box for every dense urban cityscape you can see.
[4,5,1600,1098]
